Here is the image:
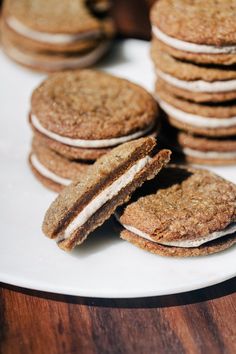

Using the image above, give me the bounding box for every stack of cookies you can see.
[29,69,159,192]
[1,0,114,72]
[151,0,236,166]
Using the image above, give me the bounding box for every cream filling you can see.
[152,26,236,54]
[120,221,236,248]
[158,99,236,128]
[56,156,152,242]
[31,154,71,186]
[7,17,101,44]
[31,115,154,148]
[5,40,111,70]
[156,68,236,93]
[183,147,236,160]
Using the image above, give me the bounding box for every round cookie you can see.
[156,84,236,137]
[32,129,111,160]
[32,121,160,161]
[118,165,236,257]
[30,70,158,160]
[3,35,111,73]
[2,0,114,71]
[151,0,236,65]
[151,42,236,102]
[29,136,91,192]
[42,137,171,251]
[177,133,236,166]
[155,79,236,104]
[3,0,113,52]
[160,123,236,166]
[2,18,107,54]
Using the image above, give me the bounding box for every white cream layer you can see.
[183,147,236,160]
[56,156,151,242]
[7,17,101,44]
[156,68,236,93]
[152,26,236,54]
[121,222,236,248]
[31,115,154,148]
[6,40,110,70]
[158,99,236,128]
[31,154,71,186]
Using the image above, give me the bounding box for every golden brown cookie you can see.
[30,70,159,160]
[155,79,236,104]
[151,42,236,102]
[29,136,91,192]
[156,84,236,137]
[2,0,115,71]
[2,34,111,72]
[118,165,236,256]
[151,0,236,65]
[160,122,236,166]
[42,137,171,251]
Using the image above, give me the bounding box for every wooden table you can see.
[1,278,235,354]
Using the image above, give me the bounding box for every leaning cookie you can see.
[42,137,171,251]
[29,137,91,192]
[117,165,236,257]
[30,70,158,160]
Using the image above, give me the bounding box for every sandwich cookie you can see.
[2,0,114,71]
[3,36,111,73]
[117,165,236,257]
[30,70,159,160]
[160,123,236,166]
[42,137,171,251]
[176,132,236,166]
[152,45,236,103]
[156,85,236,137]
[151,0,236,65]
[29,137,91,192]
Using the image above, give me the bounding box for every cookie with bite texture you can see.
[2,0,114,71]
[117,165,236,256]
[30,70,159,160]
[29,136,91,192]
[42,137,171,251]
[156,83,236,137]
[151,43,236,103]
[151,0,236,65]
[160,122,236,166]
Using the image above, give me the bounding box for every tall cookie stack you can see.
[151,0,236,165]
[29,69,159,192]
[1,0,114,72]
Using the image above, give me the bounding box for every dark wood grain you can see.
[112,0,154,40]
[0,279,236,354]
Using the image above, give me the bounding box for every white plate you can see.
[0,40,236,298]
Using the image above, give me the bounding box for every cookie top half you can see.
[4,0,103,34]
[151,0,236,46]
[31,70,158,141]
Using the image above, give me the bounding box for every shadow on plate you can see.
[71,218,121,258]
